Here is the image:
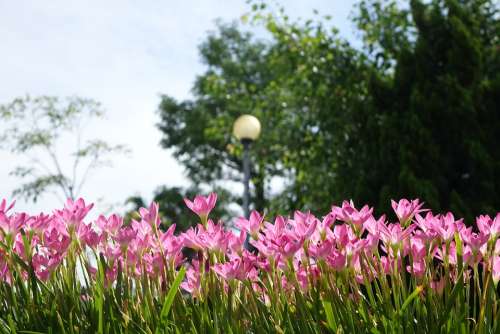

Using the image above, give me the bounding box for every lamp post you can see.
[232,115,261,218]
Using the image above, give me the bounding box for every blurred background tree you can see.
[156,19,368,217]
[348,0,500,219]
[155,0,499,222]
[0,96,130,203]
[157,24,286,215]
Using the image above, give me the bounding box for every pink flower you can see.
[227,230,247,255]
[476,213,500,240]
[0,199,15,213]
[378,222,415,250]
[432,213,464,242]
[0,264,11,284]
[32,250,63,281]
[249,238,275,258]
[252,224,304,259]
[138,202,161,228]
[131,218,152,239]
[54,198,93,232]
[410,236,427,259]
[95,214,123,236]
[380,256,402,275]
[27,213,53,234]
[212,256,256,281]
[333,224,357,248]
[77,222,101,248]
[326,249,346,270]
[105,265,118,285]
[160,224,184,257]
[364,233,380,253]
[320,213,336,230]
[0,212,27,237]
[290,211,319,240]
[142,252,165,275]
[495,239,500,256]
[295,264,320,291]
[309,238,335,259]
[344,239,367,263]
[103,244,121,262]
[331,200,373,231]
[184,193,217,220]
[182,220,228,252]
[492,256,500,286]
[182,226,205,250]
[262,216,286,241]
[278,235,304,258]
[436,242,472,266]
[407,258,426,277]
[43,222,71,254]
[460,227,488,254]
[197,219,228,252]
[391,199,425,225]
[7,194,500,299]
[414,212,439,240]
[181,261,202,297]
[13,233,31,260]
[235,211,263,238]
[363,214,386,236]
[309,213,335,243]
[114,227,137,247]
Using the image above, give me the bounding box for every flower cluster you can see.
[0,198,184,285]
[183,198,500,299]
[1,195,500,299]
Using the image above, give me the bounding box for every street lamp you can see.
[233,115,261,218]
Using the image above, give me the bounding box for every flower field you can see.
[1,195,500,333]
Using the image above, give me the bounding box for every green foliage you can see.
[0,249,189,333]
[157,0,499,220]
[347,0,500,219]
[157,24,286,215]
[157,20,368,216]
[353,0,416,70]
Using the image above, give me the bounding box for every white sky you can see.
[0,0,357,215]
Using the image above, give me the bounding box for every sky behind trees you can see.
[0,0,356,213]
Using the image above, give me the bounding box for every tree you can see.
[347,0,500,220]
[0,95,129,203]
[157,20,368,216]
[157,0,499,221]
[157,24,281,214]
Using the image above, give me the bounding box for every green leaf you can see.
[322,300,336,332]
[156,266,186,333]
[399,285,423,315]
[7,314,17,334]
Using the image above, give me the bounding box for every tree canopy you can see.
[349,0,500,219]
[157,17,368,216]
[156,0,499,222]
